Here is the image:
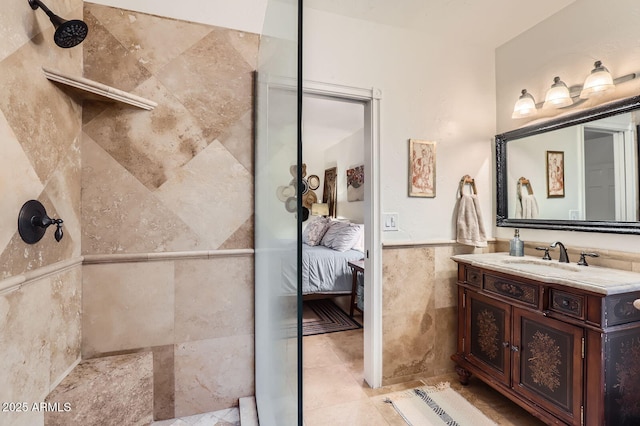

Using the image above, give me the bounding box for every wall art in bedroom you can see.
[346,164,364,202]
[322,167,338,217]
[409,139,436,197]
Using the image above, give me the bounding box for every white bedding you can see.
[282,243,364,295]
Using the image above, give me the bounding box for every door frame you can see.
[303,80,383,388]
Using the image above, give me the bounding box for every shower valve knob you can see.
[18,200,64,244]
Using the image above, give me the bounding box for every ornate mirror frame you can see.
[496,94,640,234]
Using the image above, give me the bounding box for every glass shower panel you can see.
[254,0,301,425]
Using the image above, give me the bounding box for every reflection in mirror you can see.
[507,112,639,221]
[496,95,640,234]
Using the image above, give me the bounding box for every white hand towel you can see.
[515,193,539,219]
[456,194,488,247]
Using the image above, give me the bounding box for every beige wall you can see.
[0,1,84,425]
[80,3,257,420]
[495,0,640,252]
[302,7,500,386]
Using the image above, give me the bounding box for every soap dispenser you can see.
[509,229,524,257]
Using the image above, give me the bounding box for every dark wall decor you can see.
[322,167,337,218]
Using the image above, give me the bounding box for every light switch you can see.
[383,213,399,231]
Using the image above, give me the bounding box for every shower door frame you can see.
[303,80,383,388]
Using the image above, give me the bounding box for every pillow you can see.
[321,221,363,252]
[302,216,331,246]
[351,224,365,253]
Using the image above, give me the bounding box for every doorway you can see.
[581,117,637,222]
[302,81,383,391]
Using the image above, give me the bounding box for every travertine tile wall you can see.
[80,3,257,420]
[380,239,640,386]
[0,1,84,425]
[381,243,492,385]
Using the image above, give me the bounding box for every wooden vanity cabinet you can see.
[452,262,640,426]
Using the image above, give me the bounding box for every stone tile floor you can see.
[303,315,546,426]
[151,407,239,426]
[152,313,546,426]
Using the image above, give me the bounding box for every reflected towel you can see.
[456,194,487,248]
[515,194,539,219]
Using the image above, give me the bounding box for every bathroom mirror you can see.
[496,94,640,234]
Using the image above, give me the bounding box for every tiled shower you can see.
[1,1,258,423]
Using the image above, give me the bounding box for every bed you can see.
[301,243,363,294]
[281,217,365,308]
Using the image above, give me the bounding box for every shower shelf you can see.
[42,67,157,110]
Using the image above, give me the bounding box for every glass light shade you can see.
[580,61,615,99]
[543,77,573,109]
[512,89,537,119]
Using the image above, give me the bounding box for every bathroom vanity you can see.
[451,253,640,426]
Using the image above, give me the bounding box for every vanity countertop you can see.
[452,252,640,295]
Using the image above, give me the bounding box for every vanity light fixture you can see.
[512,60,638,119]
[511,89,537,119]
[579,60,615,99]
[542,77,573,109]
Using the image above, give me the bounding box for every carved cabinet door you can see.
[464,289,511,386]
[513,308,583,425]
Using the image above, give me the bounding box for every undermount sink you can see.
[500,257,582,272]
[452,252,640,295]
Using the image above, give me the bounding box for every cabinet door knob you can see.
[511,345,519,352]
[633,299,640,311]
[502,341,510,348]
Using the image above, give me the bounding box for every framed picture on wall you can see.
[322,167,338,217]
[408,139,436,197]
[346,165,364,202]
[546,150,565,198]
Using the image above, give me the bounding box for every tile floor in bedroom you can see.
[303,316,546,426]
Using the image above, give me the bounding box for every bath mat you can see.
[302,299,361,336]
[384,382,498,426]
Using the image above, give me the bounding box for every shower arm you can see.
[29,0,65,26]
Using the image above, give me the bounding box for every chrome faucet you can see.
[550,241,569,263]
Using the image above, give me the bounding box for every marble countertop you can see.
[451,252,640,295]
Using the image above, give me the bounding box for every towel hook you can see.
[459,174,477,195]
[518,177,534,195]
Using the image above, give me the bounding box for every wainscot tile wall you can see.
[381,242,493,385]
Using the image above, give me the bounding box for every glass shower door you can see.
[254,0,301,424]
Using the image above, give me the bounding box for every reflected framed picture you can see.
[546,150,565,198]
[409,139,436,197]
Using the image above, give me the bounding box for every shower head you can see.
[28,0,88,48]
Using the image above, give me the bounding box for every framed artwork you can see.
[409,139,436,197]
[346,165,364,202]
[322,167,337,217]
[546,150,565,198]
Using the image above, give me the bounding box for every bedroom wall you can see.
[303,8,497,384]
[80,3,257,419]
[324,128,365,223]
[495,0,640,253]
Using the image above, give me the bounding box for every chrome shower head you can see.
[29,0,88,48]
